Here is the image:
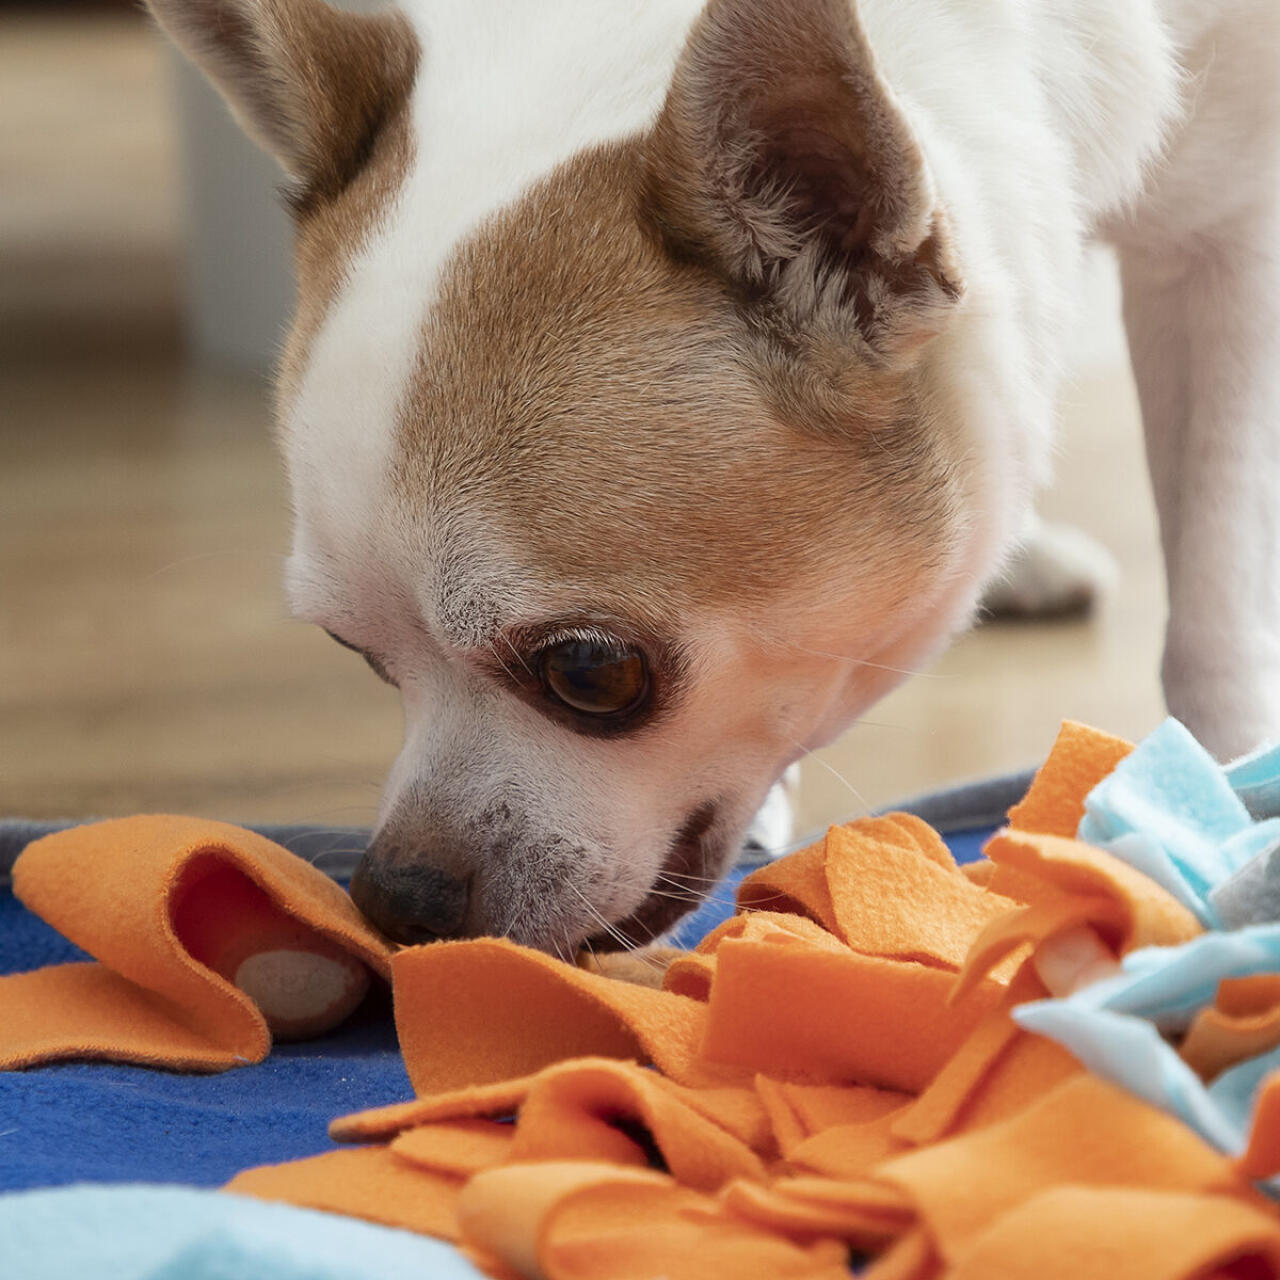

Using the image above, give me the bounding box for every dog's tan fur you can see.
[393,143,961,624]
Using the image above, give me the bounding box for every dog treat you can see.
[1032,923,1123,997]
[172,859,372,1041]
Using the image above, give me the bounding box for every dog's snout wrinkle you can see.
[349,854,471,946]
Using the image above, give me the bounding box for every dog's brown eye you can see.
[540,638,649,717]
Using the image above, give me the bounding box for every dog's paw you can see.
[982,520,1118,620]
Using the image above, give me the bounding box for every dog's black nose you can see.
[349,855,471,945]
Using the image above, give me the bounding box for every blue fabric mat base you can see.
[0,825,993,1193]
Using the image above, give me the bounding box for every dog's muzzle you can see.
[349,853,471,945]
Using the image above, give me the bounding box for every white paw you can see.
[982,521,1118,620]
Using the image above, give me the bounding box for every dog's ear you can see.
[146,0,417,204]
[642,0,962,358]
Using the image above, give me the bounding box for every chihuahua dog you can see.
[149,0,1279,954]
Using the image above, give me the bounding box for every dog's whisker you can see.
[791,740,871,817]
[650,875,712,899]
[303,848,369,865]
[565,882,660,962]
[141,548,282,583]
[740,623,948,681]
[281,820,377,838]
[643,889,704,907]
[653,868,724,884]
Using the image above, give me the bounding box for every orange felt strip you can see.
[776,1175,915,1220]
[1182,980,1280,1081]
[890,974,1026,1145]
[1,816,391,1071]
[391,938,741,1093]
[877,1074,1247,1263]
[666,914,846,1001]
[1222,975,1280,1017]
[859,1229,939,1280]
[1005,721,1134,836]
[736,840,841,934]
[330,1075,536,1143]
[1183,1007,1280,1082]
[0,963,259,1072]
[755,1078,912,1157]
[947,1187,1280,1280]
[982,829,1201,951]
[702,936,1003,1092]
[1237,1072,1280,1180]
[672,1080,775,1153]
[720,1178,911,1251]
[939,1028,1081,1136]
[664,951,718,1001]
[778,1080,912,1132]
[785,1111,910,1179]
[875,814,958,870]
[459,1162,853,1280]
[390,1117,517,1176]
[508,1059,766,1190]
[754,1077,812,1156]
[226,1145,463,1241]
[332,1063,771,1157]
[697,912,848,957]
[819,819,1017,968]
[458,1162,674,1279]
[895,964,1079,1145]
[960,860,997,888]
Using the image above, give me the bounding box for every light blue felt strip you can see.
[0,1183,484,1280]
[1079,719,1256,908]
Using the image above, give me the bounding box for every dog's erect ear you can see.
[147,0,417,203]
[642,0,962,357]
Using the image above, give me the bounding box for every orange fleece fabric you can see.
[1,815,392,1070]
[1181,975,1280,1081]
[7,723,1280,1279]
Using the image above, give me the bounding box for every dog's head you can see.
[154,0,1018,953]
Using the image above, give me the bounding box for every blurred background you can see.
[0,1,1167,840]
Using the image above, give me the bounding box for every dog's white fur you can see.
[153,0,1279,951]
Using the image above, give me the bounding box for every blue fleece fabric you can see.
[0,826,990,1196]
[1079,718,1280,926]
[0,1184,485,1280]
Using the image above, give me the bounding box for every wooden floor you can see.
[0,12,1168,838]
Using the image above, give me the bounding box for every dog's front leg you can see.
[1119,221,1280,760]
